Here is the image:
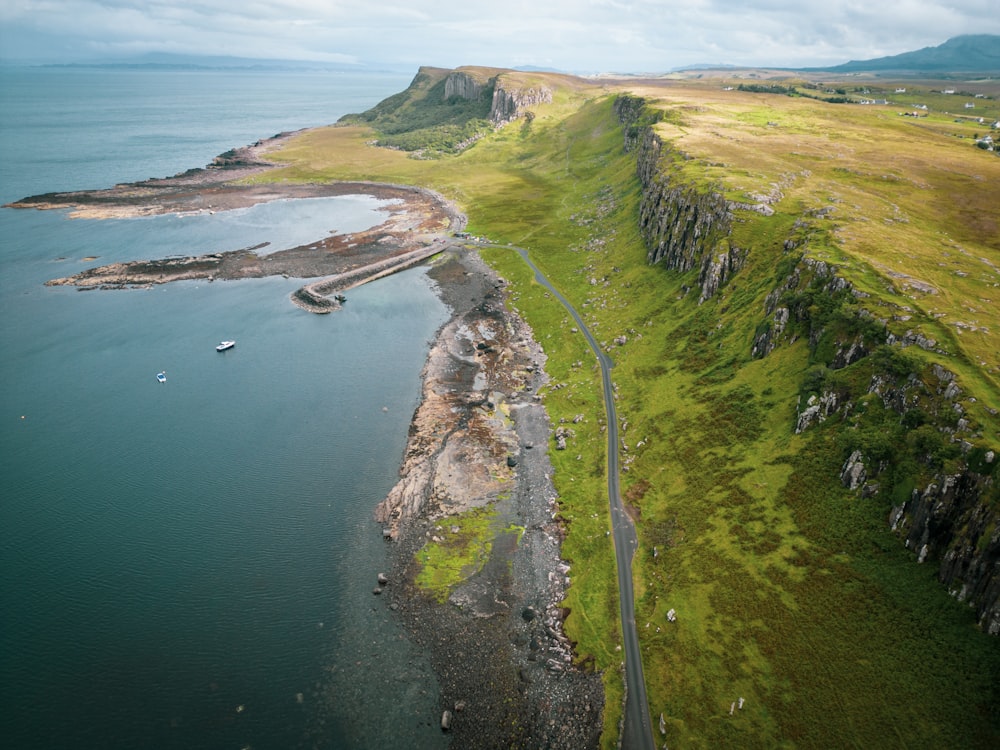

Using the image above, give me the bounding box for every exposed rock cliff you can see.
[751,255,858,361]
[891,469,1000,635]
[614,93,1000,633]
[766,251,1000,633]
[442,70,552,127]
[489,78,552,126]
[340,67,555,156]
[444,71,485,101]
[615,96,744,303]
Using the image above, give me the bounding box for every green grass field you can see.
[256,70,1000,748]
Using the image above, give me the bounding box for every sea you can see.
[0,66,452,749]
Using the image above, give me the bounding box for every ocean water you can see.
[0,67,450,749]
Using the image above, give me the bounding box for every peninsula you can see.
[10,145,467,313]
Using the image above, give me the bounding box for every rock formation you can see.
[615,96,743,303]
[489,78,552,126]
[891,469,1000,635]
[444,71,484,101]
[442,69,554,127]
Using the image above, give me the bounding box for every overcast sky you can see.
[1,1,998,72]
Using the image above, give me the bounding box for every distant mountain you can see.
[824,35,1000,74]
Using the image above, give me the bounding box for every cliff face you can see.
[342,67,556,157]
[614,94,1000,634]
[442,70,552,127]
[891,469,1000,634]
[489,78,552,126]
[444,71,484,101]
[616,96,744,304]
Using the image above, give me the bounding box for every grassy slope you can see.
[338,66,495,154]
[632,81,1000,415]
[255,73,1000,748]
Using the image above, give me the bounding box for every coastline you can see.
[20,178,467,313]
[379,247,603,747]
[12,138,606,745]
[7,131,469,313]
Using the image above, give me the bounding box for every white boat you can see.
[216,340,235,352]
[156,371,167,383]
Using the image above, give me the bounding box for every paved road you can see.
[504,246,655,750]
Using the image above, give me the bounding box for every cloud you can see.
[1,0,998,70]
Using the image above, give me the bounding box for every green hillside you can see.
[259,69,1000,749]
[338,65,499,155]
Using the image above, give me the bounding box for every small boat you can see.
[156,372,167,383]
[216,340,235,352]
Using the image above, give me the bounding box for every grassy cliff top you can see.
[623,77,1000,418]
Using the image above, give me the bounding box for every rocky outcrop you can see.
[375,263,539,532]
[444,71,485,101]
[776,252,1000,631]
[209,143,275,168]
[840,449,868,490]
[613,94,653,151]
[615,96,741,302]
[698,244,747,303]
[890,470,1000,634]
[750,306,790,359]
[752,256,859,359]
[442,70,553,127]
[489,78,552,126]
[795,390,843,433]
[632,127,732,274]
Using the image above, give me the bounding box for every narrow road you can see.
[503,245,655,750]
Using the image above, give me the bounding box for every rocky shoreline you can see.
[7,132,468,313]
[25,178,466,312]
[378,248,603,748]
[10,141,606,746]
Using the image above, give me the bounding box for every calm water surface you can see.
[1,66,449,749]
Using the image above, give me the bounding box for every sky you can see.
[1,0,998,73]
